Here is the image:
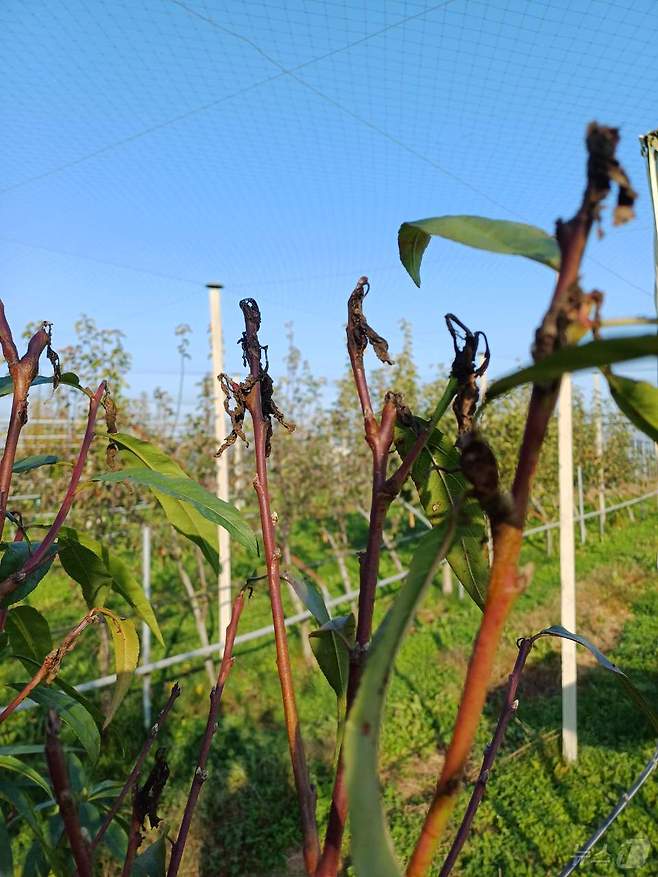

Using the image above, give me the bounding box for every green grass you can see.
[1,505,657,875]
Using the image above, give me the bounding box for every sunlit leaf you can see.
[0,371,84,399]
[10,686,100,763]
[0,542,58,608]
[487,335,658,400]
[96,609,139,727]
[0,756,52,798]
[605,371,658,443]
[309,614,355,699]
[5,607,52,664]
[58,527,163,645]
[345,520,457,877]
[540,626,658,732]
[12,455,59,475]
[396,419,488,609]
[7,654,104,727]
[101,433,258,560]
[398,215,560,286]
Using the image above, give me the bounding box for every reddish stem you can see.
[238,299,320,875]
[45,709,92,876]
[166,588,247,876]
[0,381,106,603]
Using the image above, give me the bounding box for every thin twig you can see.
[45,709,92,877]
[167,587,247,876]
[236,297,320,875]
[0,609,100,725]
[557,744,658,876]
[0,301,51,539]
[0,380,106,603]
[439,636,538,876]
[91,683,181,854]
[407,123,635,876]
[122,747,170,876]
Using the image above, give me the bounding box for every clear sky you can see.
[1,0,657,417]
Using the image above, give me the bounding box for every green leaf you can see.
[0,813,12,877]
[96,609,139,727]
[605,371,658,443]
[398,215,560,287]
[286,574,331,625]
[345,520,458,877]
[105,432,259,564]
[7,654,104,727]
[11,686,100,763]
[309,614,355,699]
[58,527,163,646]
[94,464,258,556]
[0,542,58,608]
[12,455,59,475]
[0,781,58,869]
[396,420,488,609]
[0,756,52,798]
[5,607,52,665]
[0,372,84,398]
[133,829,167,876]
[488,335,658,400]
[540,626,658,733]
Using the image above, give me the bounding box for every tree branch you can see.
[438,636,537,876]
[234,297,320,875]
[166,587,248,876]
[90,683,181,854]
[0,380,106,603]
[0,301,51,539]
[407,123,635,876]
[45,709,92,876]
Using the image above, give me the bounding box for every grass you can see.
[1,501,657,875]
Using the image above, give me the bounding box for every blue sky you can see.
[1,0,657,416]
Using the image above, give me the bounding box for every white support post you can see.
[441,561,453,595]
[141,525,152,730]
[577,465,586,545]
[640,131,658,465]
[558,374,577,763]
[593,372,606,539]
[208,284,232,651]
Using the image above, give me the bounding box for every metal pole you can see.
[577,465,586,545]
[558,374,577,762]
[639,130,658,464]
[593,372,606,538]
[208,284,232,651]
[141,525,152,730]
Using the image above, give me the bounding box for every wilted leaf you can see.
[0,542,58,608]
[487,335,658,400]
[345,520,457,877]
[0,756,52,798]
[11,686,100,763]
[58,527,163,645]
[100,433,258,560]
[5,607,52,665]
[605,371,658,443]
[309,614,355,699]
[398,215,560,286]
[396,420,488,609]
[540,626,658,732]
[11,455,59,475]
[96,609,139,727]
